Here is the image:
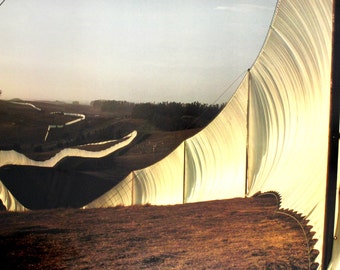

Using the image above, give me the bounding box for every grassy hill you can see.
[0,99,199,209]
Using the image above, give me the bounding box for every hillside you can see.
[0,195,318,269]
[0,100,201,159]
[0,100,200,209]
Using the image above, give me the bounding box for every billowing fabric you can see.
[133,143,185,205]
[0,181,27,212]
[184,76,248,202]
[247,0,332,268]
[84,173,134,208]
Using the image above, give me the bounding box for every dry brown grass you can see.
[0,196,316,269]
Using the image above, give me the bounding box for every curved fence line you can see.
[10,101,42,111]
[76,139,120,147]
[0,131,137,168]
[8,102,86,141]
[44,112,86,141]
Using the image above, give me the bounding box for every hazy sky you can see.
[0,0,277,104]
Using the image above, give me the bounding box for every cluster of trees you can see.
[91,100,224,131]
[91,100,135,116]
[131,102,223,130]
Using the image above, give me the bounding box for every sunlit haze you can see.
[0,0,276,104]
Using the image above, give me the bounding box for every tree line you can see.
[90,100,225,131]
